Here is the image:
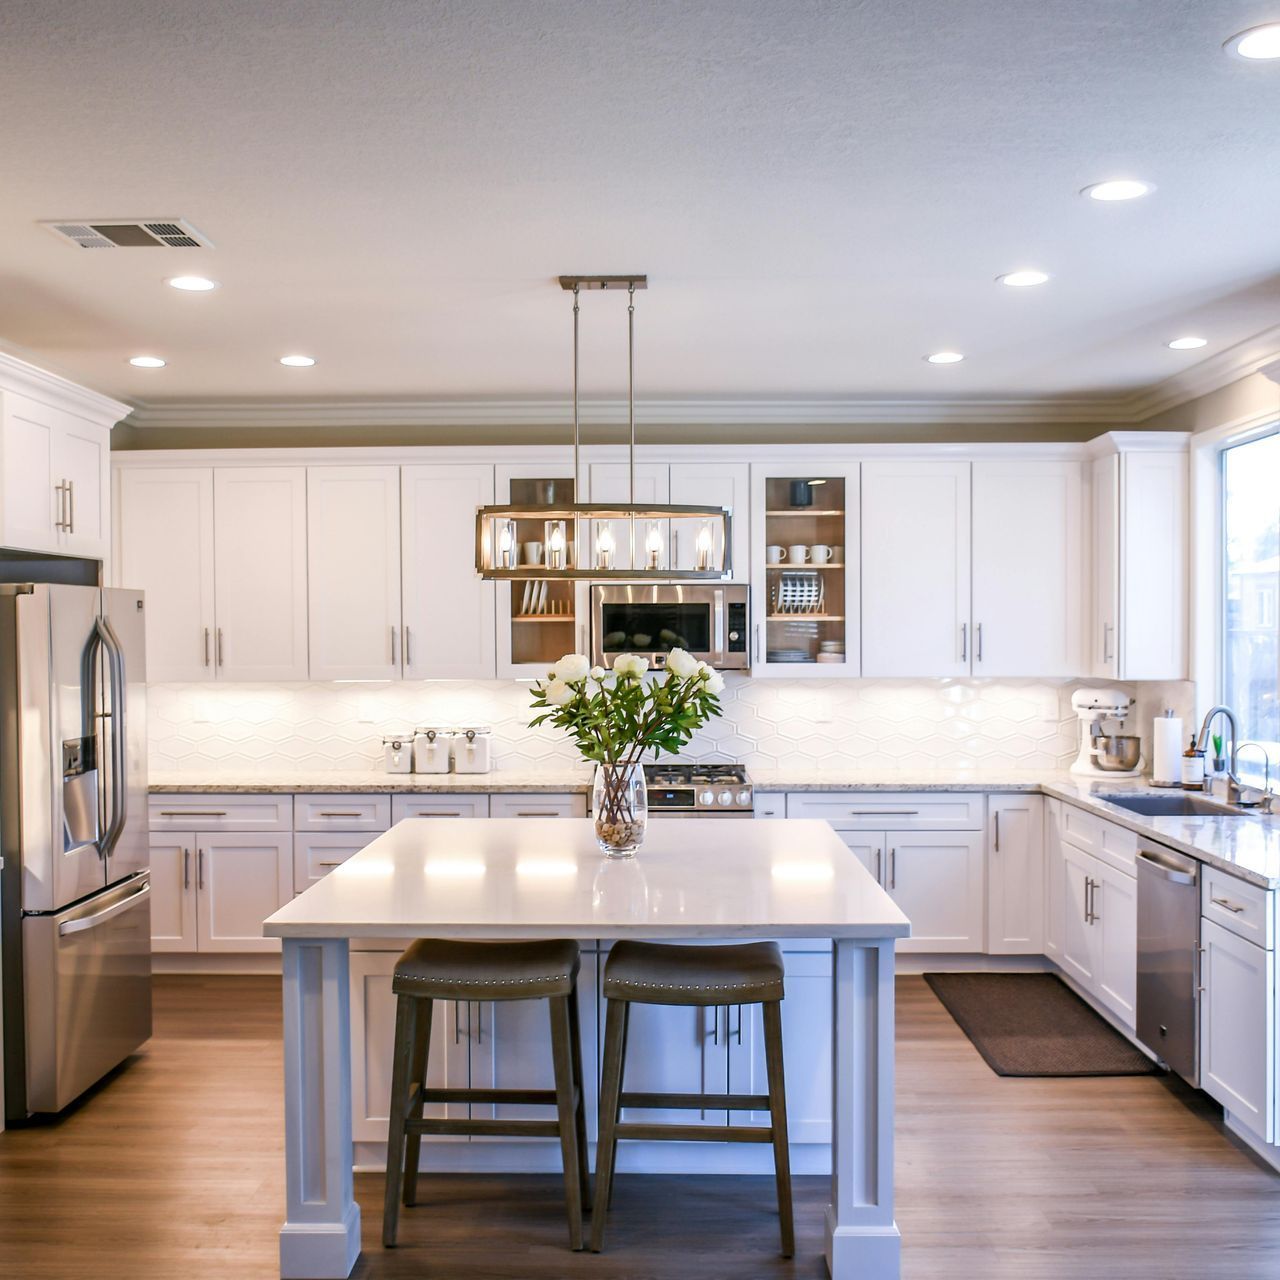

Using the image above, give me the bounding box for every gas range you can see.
[643,764,754,816]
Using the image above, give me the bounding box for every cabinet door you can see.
[1200,918,1275,1142]
[1060,843,1097,989]
[195,832,292,952]
[861,460,971,677]
[1120,451,1188,679]
[401,463,496,679]
[391,794,490,822]
[750,463,860,676]
[117,467,217,681]
[1090,454,1120,679]
[1043,799,1066,962]
[350,950,470,1143]
[307,466,402,680]
[52,418,110,558]
[588,461,670,571]
[834,829,883,883]
[887,830,984,953]
[293,831,380,893]
[670,461,749,581]
[1093,861,1137,1028]
[987,794,1045,955]
[0,391,60,553]
[972,460,1082,676]
[148,833,197,952]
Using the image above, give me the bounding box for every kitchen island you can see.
[263,817,910,1280]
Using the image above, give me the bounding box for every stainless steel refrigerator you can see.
[1,583,151,1120]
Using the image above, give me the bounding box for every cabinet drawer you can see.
[150,794,293,832]
[754,794,786,820]
[391,793,490,821]
[489,793,586,819]
[294,831,382,892]
[785,791,983,830]
[1060,803,1137,875]
[1202,867,1273,949]
[293,793,391,832]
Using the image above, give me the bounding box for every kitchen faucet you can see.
[1236,742,1277,814]
[1194,705,1261,807]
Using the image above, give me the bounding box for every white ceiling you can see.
[2,0,1280,420]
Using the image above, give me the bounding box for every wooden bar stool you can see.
[382,937,590,1251]
[591,939,793,1256]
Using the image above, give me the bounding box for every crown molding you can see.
[0,350,131,425]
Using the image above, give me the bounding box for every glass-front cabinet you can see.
[494,465,589,678]
[749,463,860,676]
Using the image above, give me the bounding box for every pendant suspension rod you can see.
[628,281,636,505]
[572,283,581,498]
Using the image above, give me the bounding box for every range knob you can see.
[728,630,740,642]
[736,789,752,807]
[717,789,734,806]
[699,789,715,806]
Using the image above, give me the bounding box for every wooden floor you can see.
[1,975,1278,1279]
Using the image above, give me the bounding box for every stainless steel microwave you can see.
[590,584,750,671]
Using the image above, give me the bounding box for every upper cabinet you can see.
[862,460,970,677]
[750,463,860,676]
[0,356,128,562]
[669,462,749,581]
[1090,442,1188,681]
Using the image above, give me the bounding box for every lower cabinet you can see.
[986,794,1044,954]
[294,831,381,892]
[150,830,293,953]
[1200,917,1276,1143]
[1043,798,1065,962]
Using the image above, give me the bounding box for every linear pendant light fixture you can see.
[475,274,732,580]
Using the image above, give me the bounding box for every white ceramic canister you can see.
[452,725,493,774]
[382,734,414,774]
[412,726,452,774]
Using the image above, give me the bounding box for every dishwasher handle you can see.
[1137,847,1198,885]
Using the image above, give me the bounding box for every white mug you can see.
[810,544,834,564]
[766,545,786,564]
[521,541,544,565]
[787,544,810,564]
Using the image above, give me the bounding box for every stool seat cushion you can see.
[602,940,784,1006]
[392,938,580,1000]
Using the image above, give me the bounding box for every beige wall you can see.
[1143,369,1280,434]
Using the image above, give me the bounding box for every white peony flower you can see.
[612,653,649,679]
[695,660,715,681]
[589,666,607,681]
[552,653,590,683]
[665,647,699,679]
[543,678,577,706]
[703,671,726,696]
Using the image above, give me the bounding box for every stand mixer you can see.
[1070,688,1144,777]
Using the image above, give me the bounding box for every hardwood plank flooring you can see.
[1,975,1278,1278]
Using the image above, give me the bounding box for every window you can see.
[1222,429,1280,785]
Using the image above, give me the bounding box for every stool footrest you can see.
[416,1085,568,1107]
[613,1121,774,1144]
[619,1090,771,1112]
[407,1117,563,1139]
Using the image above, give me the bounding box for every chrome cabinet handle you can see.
[317,860,347,867]
[851,809,918,816]
[203,627,211,667]
[54,480,66,531]
[673,527,680,567]
[197,849,205,890]
[390,625,396,665]
[960,622,967,662]
[183,848,190,890]
[67,479,74,533]
[403,625,412,669]
[216,628,224,666]
[319,811,362,819]
[159,809,227,817]
[994,811,1000,852]
[515,811,560,817]
[754,623,761,663]
[1211,896,1245,914]
[473,1001,482,1045]
[418,811,463,817]
[976,622,983,662]
[889,848,897,890]
[454,1002,462,1044]
[1102,622,1113,664]
[874,848,882,882]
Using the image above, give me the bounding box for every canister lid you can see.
[456,725,493,737]
[383,734,411,747]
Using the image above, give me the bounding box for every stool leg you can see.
[590,998,628,1252]
[401,997,433,1207]
[762,999,794,1258]
[382,993,418,1247]
[549,994,585,1250]
[567,984,592,1212]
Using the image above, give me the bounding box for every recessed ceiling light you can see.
[1167,336,1208,350]
[167,275,219,292]
[997,270,1050,287]
[279,354,316,367]
[926,351,965,364]
[128,355,166,368]
[1082,179,1155,202]
[1224,23,1280,60]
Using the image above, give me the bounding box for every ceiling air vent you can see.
[40,218,213,249]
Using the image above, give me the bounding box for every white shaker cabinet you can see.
[195,831,294,953]
[1090,453,1120,678]
[307,466,402,680]
[986,794,1045,954]
[401,463,496,680]
[885,831,985,953]
[670,461,750,581]
[971,461,1082,676]
[861,460,971,677]
[212,468,309,680]
[148,833,199,952]
[1043,798,1066,962]
[116,467,217,681]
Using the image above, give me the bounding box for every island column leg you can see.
[826,937,900,1280]
[279,936,362,1280]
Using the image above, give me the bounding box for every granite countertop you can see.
[750,767,1065,792]
[147,769,595,794]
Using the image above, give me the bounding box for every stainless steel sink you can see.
[1099,793,1245,818]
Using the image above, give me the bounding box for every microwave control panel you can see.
[727,600,747,654]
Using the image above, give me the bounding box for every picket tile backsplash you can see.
[148,678,1195,776]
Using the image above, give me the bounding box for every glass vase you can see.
[592,762,648,858]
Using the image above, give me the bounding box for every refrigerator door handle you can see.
[58,882,150,937]
[93,616,129,862]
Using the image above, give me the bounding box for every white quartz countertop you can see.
[263,817,912,941]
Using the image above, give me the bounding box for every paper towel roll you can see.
[1151,714,1183,785]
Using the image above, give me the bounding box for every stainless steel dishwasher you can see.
[1136,841,1200,1085]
